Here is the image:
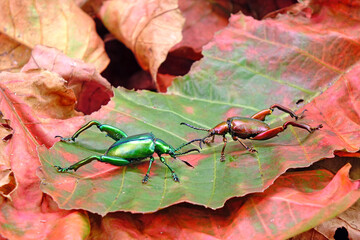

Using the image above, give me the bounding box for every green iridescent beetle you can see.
[54,120,198,183]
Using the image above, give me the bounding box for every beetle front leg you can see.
[204,135,215,144]
[183,133,213,149]
[220,136,227,162]
[159,156,179,182]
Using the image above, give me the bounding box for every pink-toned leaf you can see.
[46,211,90,240]
[88,164,359,239]
[174,0,231,53]
[99,0,185,89]
[22,45,114,114]
[0,205,90,240]
[0,70,91,239]
[0,0,109,71]
[0,114,15,200]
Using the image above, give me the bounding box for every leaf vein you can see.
[204,54,315,95]
[105,166,127,213]
[206,150,217,205]
[240,31,344,75]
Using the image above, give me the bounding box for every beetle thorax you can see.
[154,138,174,155]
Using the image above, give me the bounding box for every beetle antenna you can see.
[180,122,209,131]
[173,156,194,168]
[174,139,202,152]
[174,148,200,155]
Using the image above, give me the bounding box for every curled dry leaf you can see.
[22,45,114,114]
[99,0,185,89]
[0,0,109,71]
[263,0,311,18]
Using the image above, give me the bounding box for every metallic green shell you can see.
[105,133,156,159]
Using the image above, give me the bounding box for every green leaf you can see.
[38,13,360,215]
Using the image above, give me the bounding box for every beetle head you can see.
[212,122,229,135]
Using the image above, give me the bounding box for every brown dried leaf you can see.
[0,33,32,72]
[1,71,80,119]
[99,0,185,89]
[315,200,360,240]
[0,0,109,71]
[22,45,114,114]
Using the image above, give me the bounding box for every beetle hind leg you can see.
[54,155,102,172]
[251,104,303,121]
[55,155,131,173]
[56,120,128,142]
[251,121,322,140]
[251,109,273,121]
[284,121,323,133]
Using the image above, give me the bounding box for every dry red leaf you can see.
[88,164,359,239]
[335,150,360,158]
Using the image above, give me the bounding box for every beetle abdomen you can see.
[228,117,270,138]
